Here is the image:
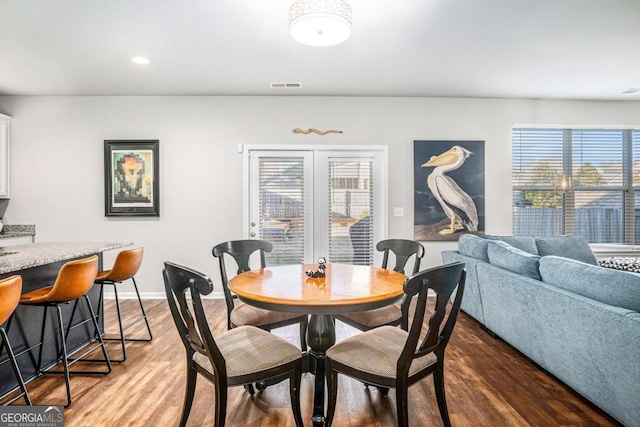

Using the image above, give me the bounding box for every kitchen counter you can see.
[0,241,132,274]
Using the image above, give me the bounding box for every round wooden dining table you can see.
[228,263,407,427]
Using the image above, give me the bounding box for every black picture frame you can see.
[104,140,159,217]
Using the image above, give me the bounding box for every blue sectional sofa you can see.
[442,234,640,427]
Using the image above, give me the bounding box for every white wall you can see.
[0,95,638,296]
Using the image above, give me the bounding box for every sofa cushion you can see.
[458,234,490,262]
[539,255,640,312]
[487,241,541,280]
[535,234,597,265]
[485,235,538,255]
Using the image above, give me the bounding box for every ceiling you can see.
[0,0,639,100]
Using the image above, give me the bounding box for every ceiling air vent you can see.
[270,82,302,89]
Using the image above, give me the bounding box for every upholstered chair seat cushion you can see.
[326,326,437,378]
[338,303,402,328]
[230,300,306,327]
[19,286,54,304]
[193,326,301,378]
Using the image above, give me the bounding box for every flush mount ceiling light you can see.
[289,0,352,47]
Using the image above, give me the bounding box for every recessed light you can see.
[622,88,640,94]
[131,56,150,65]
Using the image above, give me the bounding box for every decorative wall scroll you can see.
[292,128,343,135]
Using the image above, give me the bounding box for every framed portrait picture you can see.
[104,140,159,217]
[414,140,485,241]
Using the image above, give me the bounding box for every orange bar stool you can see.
[0,275,31,405]
[94,247,152,363]
[19,255,111,407]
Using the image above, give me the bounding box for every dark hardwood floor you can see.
[12,299,621,426]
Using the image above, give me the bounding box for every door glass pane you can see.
[258,157,305,265]
[328,159,373,265]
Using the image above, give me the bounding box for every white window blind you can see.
[571,130,625,243]
[328,159,374,265]
[258,157,306,265]
[513,128,639,244]
[633,131,640,244]
[248,147,386,265]
[512,129,565,236]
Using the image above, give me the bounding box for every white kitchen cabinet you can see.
[0,114,10,198]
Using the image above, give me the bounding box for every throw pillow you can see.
[598,257,640,273]
[458,234,489,262]
[535,234,597,265]
[484,235,539,255]
[487,240,541,280]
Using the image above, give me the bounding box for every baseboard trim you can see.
[103,291,225,300]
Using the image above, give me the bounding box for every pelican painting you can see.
[422,146,478,234]
[414,141,484,240]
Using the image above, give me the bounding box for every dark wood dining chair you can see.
[326,261,466,427]
[212,240,308,351]
[0,275,31,405]
[163,261,304,427]
[334,239,425,331]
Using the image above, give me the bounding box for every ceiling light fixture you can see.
[289,0,352,47]
[131,56,150,65]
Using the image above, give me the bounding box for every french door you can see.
[245,146,387,266]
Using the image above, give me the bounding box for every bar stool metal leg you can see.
[36,306,48,372]
[46,296,112,408]
[73,295,113,372]
[131,277,153,342]
[54,305,72,408]
[0,327,31,405]
[107,283,126,362]
[98,277,153,363]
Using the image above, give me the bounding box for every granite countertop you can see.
[0,224,35,239]
[0,242,133,274]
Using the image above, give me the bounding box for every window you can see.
[513,127,640,244]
